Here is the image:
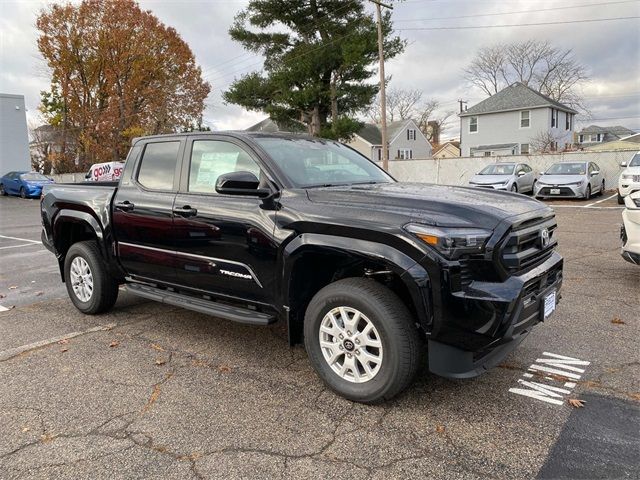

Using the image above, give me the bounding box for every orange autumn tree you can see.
[37,0,210,170]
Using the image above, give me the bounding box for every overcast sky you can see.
[1,0,639,140]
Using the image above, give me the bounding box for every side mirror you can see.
[517,171,526,177]
[591,170,600,177]
[620,162,627,167]
[85,172,91,179]
[540,171,546,176]
[215,171,270,197]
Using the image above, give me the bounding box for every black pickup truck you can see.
[41,132,563,402]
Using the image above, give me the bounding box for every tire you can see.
[64,241,119,314]
[304,277,422,403]
[0,184,6,196]
[20,187,26,199]
[510,183,518,193]
[598,180,605,196]
[585,185,591,199]
[618,193,625,205]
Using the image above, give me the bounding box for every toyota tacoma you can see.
[41,132,563,403]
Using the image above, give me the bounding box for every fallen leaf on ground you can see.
[217,364,232,373]
[40,433,54,443]
[22,427,30,433]
[436,425,446,434]
[155,358,166,366]
[150,343,165,352]
[60,348,68,353]
[567,398,586,408]
[109,341,119,348]
[35,291,43,296]
[57,339,69,345]
[611,318,625,325]
[8,286,17,290]
[0,294,5,299]
[629,392,640,401]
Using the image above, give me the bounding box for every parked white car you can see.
[617,151,640,204]
[468,162,536,193]
[534,161,605,200]
[621,191,640,265]
[84,161,125,182]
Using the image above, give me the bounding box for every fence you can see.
[50,149,637,190]
[387,149,637,192]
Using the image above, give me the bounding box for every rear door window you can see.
[137,141,180,191]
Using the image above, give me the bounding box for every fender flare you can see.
[53,209,108,260]
[282,233,432,343]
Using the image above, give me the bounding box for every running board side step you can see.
[125,283,275,326]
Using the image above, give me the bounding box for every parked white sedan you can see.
[468,162,536,193]
[621,191,640,265]
[534,161,605,200]
[617,151,640,204]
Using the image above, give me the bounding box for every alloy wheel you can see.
[318,306,383,383]
[69,256,94,302]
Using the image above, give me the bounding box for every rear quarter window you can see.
[137,141,180,191]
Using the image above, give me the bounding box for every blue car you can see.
[0,171,54,198]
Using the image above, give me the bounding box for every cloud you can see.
[1,0,638,135]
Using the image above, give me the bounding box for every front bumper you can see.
[621,206,640,264]
[618,181,640,198]
[428,251,563,378]
[535,183,586,198]
[470,183,509,191]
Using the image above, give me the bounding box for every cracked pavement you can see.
[0,195,638,479]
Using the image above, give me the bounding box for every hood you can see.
[306,182,547,230]
[25,180,53,186]
[469,174,511,185]
[538,174,585,185]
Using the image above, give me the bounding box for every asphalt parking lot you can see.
[0,193,638,479]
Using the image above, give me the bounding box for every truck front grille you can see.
[500,214,558,274]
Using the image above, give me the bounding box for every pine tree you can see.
[223,0,404,140]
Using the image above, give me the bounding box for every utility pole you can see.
[458,99,467,114]
[371,0,393,171]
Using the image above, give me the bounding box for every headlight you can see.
[537,180,547,186]
[566,181,584,186]
[404,224,492,259]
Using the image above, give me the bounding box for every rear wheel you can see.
[304,278,422,403]
[20,187,26,199]
[64,241,119,314]
[598,180,605,196]
[0,184,6,196]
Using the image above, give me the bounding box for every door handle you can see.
[115,201,135,212]
[173,205,198,217]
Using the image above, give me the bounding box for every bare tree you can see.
[367,89,453,142]
[529,130,564,153]
[464,40,589,111]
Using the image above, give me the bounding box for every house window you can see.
[397,148,413,160]
[483,151,491,157]
[407,129,416,140]
[565,113,571,130]
[521,143,530,154]
[469,116,478,133]
[551,109,558,128]
[551,141,558,151]
[578,134,584,143]
[520,110,530,128]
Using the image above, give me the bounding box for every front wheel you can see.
[0,184,6,196]
[64,241,119,314]
[618,193,625,205]
[585,185,592,199]
[20,187,26,199]
[304,278,422,403]
[510,183,518,193]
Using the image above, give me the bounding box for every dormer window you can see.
[407,129,416,140]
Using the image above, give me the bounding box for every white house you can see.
[348,119,432,161]
[459,82,577,157]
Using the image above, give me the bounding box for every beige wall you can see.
[387,150,632,191]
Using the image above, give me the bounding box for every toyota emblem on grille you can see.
[540,228,550,248]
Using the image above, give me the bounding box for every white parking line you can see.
[584,193,618,208]
[0,305,10,312]
[0,234,41,244]
[0,323,117,362]
[0,243,43,250]
[552,205,623,210]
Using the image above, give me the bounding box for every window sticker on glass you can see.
[195,152,239,186]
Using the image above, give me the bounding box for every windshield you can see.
[253,137,393,188]
[20,172,49,181]
[478,164,515,175]
[629,153,640,167]
[545,162,586,175]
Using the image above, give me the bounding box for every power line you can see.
[396,15,640,30]
[394,0,639,22]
